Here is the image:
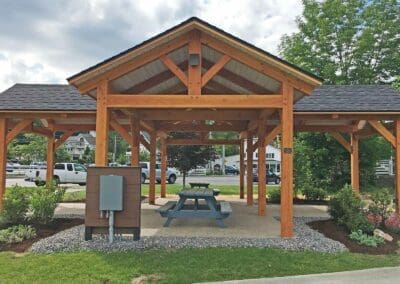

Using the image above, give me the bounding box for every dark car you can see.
[225,165,239,175]
[253,170,281,184]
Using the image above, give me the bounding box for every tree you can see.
[167,132,216,187]
[280,0,399,191]
[54,145,72,163]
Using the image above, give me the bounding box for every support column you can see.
[149,132,156,204]
[246,133,253,205]
[281,83,294,237]
[350,133,359,192]
[46,134,55,187]
[258,122,267,216]
[395,120,400,214]
[161,137,167,198]
[95,80,109,166]
[239,137,245,199]
[0,118,7,210]
[188,30,202,96]
[130,115,140,166]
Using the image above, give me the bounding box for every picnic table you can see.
[189,182,210,188]
[156,189,232,228]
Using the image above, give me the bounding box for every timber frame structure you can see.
[1,18,400,237]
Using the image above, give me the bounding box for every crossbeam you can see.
[368,120,396,148]
[166,139,240,145]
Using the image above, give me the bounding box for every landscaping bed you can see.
[308,219,400,255]
[0,218,83,253]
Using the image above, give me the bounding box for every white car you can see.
[30,163,87,186]
[140,162,177,184]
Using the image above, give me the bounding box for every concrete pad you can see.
[217,267,400,284]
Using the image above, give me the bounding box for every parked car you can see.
[25,163,47,181]
[29,163,87,186]
[188,166,207,176]
[225,165,239,175]
[253,169,281,184]
[140,162,177,184]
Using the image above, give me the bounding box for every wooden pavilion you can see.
[1,18,400,238]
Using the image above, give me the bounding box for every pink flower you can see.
[385,213,400,229]
[366,213,383,226]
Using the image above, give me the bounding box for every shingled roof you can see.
[0,83,96,111]
[294,85,400,112]
[1,83,399,112]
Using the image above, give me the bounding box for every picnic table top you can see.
[178,188,215,198]
[189,182,210,188]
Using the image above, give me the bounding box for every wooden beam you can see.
[368,120,396,148]
[246,132,253,205]
[258,117,267,216]
[188,30,202,95]
[108,94,283,109]
[296,125,355,133]
[130,116,140,166]
[74,33,190,94]
[140,135,150,150]
[330,132,351,153]
[157,121,246,132]
[252,124,282,150]
[160,55,188,86]
[350,133,359,192]
[281,83,294,237]
[6,119,33,144]
[149,132,156,204]
[0,118,6,210]
[160,137,167,198]
[110,119,132,144]
[166,139,240,145]
[30,127,53,138]
[55,131,74,149]
[46,135,55,187]
[395,121,400,214]
[240,136,245,199]
[201,55,231,87]
[54,124,96,131]
[95,80,109,166]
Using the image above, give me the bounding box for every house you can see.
[64,133,96,160]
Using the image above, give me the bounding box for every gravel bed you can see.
[30,217,347,253]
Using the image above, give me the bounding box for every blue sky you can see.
[0,0,302,91]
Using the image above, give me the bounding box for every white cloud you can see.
[0,0,302,92]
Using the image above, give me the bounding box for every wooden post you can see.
[395,120,400,214]
[130,115,140,166]
[46,134,55,187]
[95,80,109,166]
[161,137,167,198]
[281,83,294,237]
[188,30,202,96]
[258,121,267,216]
[246,133,253,205]
[0,118,7,210]
[239,137,245,199]
[149,132,156,204]
[350,133,360,192]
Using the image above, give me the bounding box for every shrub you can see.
[0,186,30,224]
[0,225,36,244]
[349,230,385,247]
[385,213,400,234]
[268,187,280,203]
[329,185,374,234]
[30,186,65,224]
[368,188,393,227]
[301,186,327,201]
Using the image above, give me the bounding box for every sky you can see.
[0,0,303,92]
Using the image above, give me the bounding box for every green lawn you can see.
[0,248,399,283]
[62,184,280,202]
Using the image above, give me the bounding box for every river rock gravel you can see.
[30,217,347,253]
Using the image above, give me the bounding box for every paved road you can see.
[217,267,400,284]
[6,174,245,189]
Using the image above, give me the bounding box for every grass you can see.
[0,248,399,283]
[61,184,280,202]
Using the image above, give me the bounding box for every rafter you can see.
[201,55,231,87]
[166,138,240,145]
[160,55,188,86]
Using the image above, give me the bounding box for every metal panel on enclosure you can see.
[99,175,124,211]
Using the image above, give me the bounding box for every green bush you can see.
[0,225,36,244]
[329,185,374,234]
[349,230,385,247]
[301,186,327,201]
[368,188,393,227]
[268,187,281,203]
[30,187,65,224]
[0,186,30,224]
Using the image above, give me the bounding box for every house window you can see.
[267,153,274,159]
[277,164,281,173]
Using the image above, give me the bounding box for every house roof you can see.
[67,17,322,90]
[65,133,96,146]
[1,83,399,113]
[294,85,400,112]
[0,83,96,111]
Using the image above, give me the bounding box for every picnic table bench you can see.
[156,189,232,228]
[189,182,210,188]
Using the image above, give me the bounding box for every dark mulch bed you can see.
[308,219,400,255]
[0,218,84,253]
[62,196,147,203]
[268,198,329,206]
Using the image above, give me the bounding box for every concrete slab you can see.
[216,266,400,284]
